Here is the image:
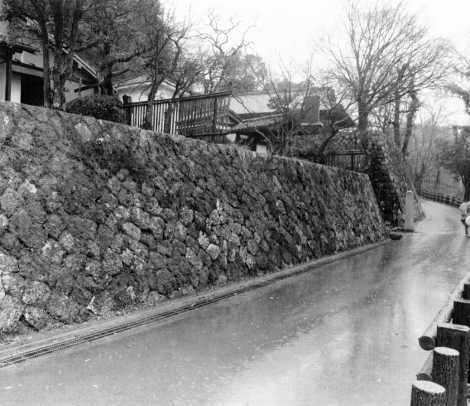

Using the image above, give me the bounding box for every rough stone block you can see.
[22,281,51,306]
[0,188,22,216]
[0,252,18,275]
[121,222,141,241]
[46,293,81,323]
[0,295,24,333]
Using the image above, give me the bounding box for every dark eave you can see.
[0,40,37,55]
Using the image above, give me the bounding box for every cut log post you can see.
[453,299,470,327]
[462,284,470,300]
[436,323,470,406]
[420,302,456,350]
[432,347,459,406]
[419,275,470,350]
[410,380,446,406]
[417,352,433,381]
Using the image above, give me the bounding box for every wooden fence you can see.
[420,190,463,208]
[410,274,470,405]
[324,150,368,172]
[123,91,232,139]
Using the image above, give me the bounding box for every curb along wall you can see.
[0,102,387,335]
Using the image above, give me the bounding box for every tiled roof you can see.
[230,113,323,134]
[229,113,286,132]
[230,90,331,116]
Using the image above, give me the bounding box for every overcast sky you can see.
[164,0,470,125]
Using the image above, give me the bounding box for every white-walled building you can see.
[0,8,98,106]
[115,76,176,103]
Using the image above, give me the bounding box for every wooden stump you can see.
[410,380,445,406]
[453,299,470,327]
[432,347,459,406]
[418,274,470,351]
[436,323,470,406]
[463,284,470,300]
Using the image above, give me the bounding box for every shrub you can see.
[65,95,126,124]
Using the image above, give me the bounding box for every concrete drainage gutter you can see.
[0,239,390,368]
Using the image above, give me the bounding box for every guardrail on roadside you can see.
[410,273,470,406]
[419,190,463,208]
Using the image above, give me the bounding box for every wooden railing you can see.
[123,91,232,139]
[324,150,368,172]
[419,190,463,208]
[410,274,470,405]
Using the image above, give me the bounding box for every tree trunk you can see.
[357,97,369,140]
[100,65,114,96]
[465,186,470,202]
[414,162,426,194]
[51,44,76,110]
[100,44,114,96]
[393,65,407,148]
[357,107,369,146]
[393,92,401,147]
[143,78,161,130]
[42,41,52,108]
[51,55,65,108]
[51,51,68,109]
[402,81,419,158]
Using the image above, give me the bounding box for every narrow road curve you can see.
[1,201,469,406]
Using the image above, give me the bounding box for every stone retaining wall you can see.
[367,132,424,225]
[0,102,387,335]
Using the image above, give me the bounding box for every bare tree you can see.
[139,8,189,129]
[232,63,322,156]
[162,54,204,133]
[370,103,394,133]
[315,88,354,161]
[402,75,421,156]
[447,53,470,116]
[326,2,449,143]
[80,0,154,95]
[408,105,445,192]
[198,11,251,93]
[439,125,470,200]
[170,56,204,99]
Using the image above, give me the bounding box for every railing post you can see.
[123,105,131,126]
[432,347,459,406]
[212,97,218,134]
[410,380,446,406]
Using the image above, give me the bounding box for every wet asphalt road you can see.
[2,200,470,406]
